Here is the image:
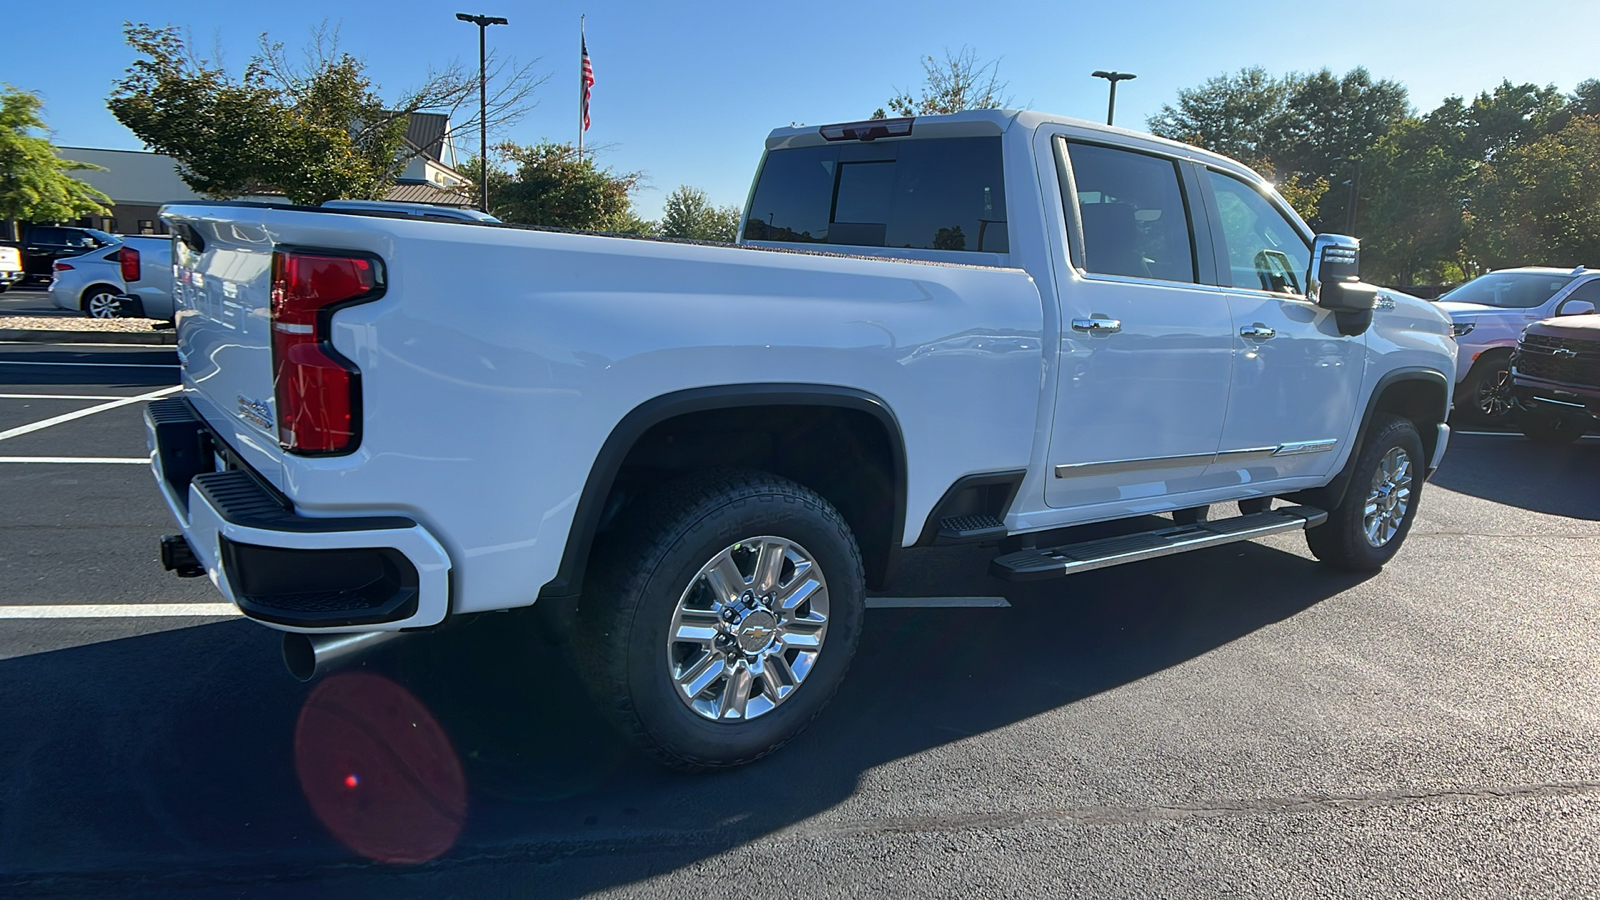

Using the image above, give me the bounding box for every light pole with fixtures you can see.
[455,12,509,213]
[1090,71,1136,126]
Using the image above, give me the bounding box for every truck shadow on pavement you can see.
[1429,434,1598,520]
[0,539,1369,897]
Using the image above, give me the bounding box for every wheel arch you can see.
[539,384,908,602]
[1289,367,1450,510]
[79,282,124,310]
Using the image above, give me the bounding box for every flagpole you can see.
[577,15,585,163]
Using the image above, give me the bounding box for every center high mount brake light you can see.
[270,250,384,455]
[819,118,914,142]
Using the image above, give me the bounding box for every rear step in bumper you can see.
[991,506,1328,582]
[144,397,453,632]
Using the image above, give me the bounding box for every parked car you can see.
[47,235,175,320]
[1509,298,1600,442]
[115,235,176,320]
[18,225,117,283]
[0,241,23,292]
[1436,267,1600,423]
[48,244,126,319]
[148,109,1454,770]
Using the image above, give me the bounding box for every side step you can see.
[990,506,1328,582]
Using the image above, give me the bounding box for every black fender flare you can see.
[538,384,908,601]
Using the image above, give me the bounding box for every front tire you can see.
[1458,352,1514,424]
[1306,414,1425,572]
[576,470,864,770]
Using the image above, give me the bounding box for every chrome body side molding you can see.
[1054,440,1337,477]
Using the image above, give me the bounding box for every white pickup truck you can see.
[147,110,1455,769]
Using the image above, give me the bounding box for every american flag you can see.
[580,31,594,132]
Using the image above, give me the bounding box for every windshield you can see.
[1439,272,1575,309]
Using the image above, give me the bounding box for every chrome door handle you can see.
[1071,317,1122,334]
[1240,324,1277,340]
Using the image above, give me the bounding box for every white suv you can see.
[1437,267,1600,423]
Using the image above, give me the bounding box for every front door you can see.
[1045,138,1234,510]
[1200,169,1365,484]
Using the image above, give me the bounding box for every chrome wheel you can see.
[85,289,122,319]
[1362,447,1413,548]
[1473,366,1512,419]
[666,535,829,723]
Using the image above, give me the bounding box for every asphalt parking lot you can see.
[2,336,1599,898]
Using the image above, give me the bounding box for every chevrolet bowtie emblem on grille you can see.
[1553,348,1578,359]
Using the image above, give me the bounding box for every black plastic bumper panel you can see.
[219,537,419,628]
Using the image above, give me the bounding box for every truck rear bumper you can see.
[145,397,452,632]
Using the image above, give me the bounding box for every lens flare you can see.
[295,671,466,864]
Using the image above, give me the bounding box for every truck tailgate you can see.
[168,215,285,485]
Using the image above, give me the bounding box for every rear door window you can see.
[744,136,1008,253]
[1064,141,1197,284]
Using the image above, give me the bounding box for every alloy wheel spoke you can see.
[763,651,799,698]
[754,539,788,593]
[783,614,826,648]
[677,652,725,700]
[777,572,821,611]
[672,608,722,644]
[719,662,754,719]
[704,554,749,605]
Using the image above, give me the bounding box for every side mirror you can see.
[1307,233,1377,312]
[1555,298,1596,317]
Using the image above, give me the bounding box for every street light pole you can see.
[1090,71,1137,126]
[455,12,509,213]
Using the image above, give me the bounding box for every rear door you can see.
[1044,136,1234,509]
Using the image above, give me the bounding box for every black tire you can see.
[1171,506,1209,525]
[81,284,125,319]
[575,470,864,770]
[1457,351,1514,424]
[1305,414,1425,572]
[1517,412,1586,444]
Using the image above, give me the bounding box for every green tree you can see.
[877,46,1012,118]
[109,23,541,206]
[467,141,642,231]
[1358,115,1474,284]
[1274,67,1410,231]
[1471,115,1600,269]
[657,185,740,242]
[1147,67,1295,163]
[0,86,111,239]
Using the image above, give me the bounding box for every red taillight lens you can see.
[120,247,141,282]
[269,250,381,454]
[53,262,74,272]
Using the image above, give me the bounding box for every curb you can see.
[0,328,176,345]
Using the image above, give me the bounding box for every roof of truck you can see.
[763,108,1264,185]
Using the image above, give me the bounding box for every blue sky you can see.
[3,0,1594,220]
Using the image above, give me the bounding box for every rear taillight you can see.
[53,262,74,272]
[120,247,141,282]
[269,250,382,454]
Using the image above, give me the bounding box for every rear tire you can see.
[82,285,124,319]
[1517,412,1586,444]
[575,470,864,770]
[1306,414,1424,572]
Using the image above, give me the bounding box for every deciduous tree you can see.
[467,141,642,231]
[657,186,739,242]
[0,86,111,240]
[876,46,1012,119]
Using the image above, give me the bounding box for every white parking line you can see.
[0,604,239,619]
[865,596,1011,609]
[0,393,152,401]
[1455,430,1600,439]
[0,457,149,464]
[0,385,179,442]
[0,360,177,369]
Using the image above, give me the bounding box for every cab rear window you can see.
[743,136,1008,253]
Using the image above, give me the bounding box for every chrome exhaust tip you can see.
[282,630,404,682]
